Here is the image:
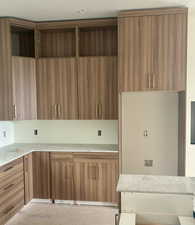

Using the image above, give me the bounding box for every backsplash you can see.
[0,122,14,147]
[13,120,118,144]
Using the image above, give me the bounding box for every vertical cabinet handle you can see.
[54,104,58,119]
[97,103,102,119]
[147,74,150,89]
[13,104,16,120]
[57,104,61,119]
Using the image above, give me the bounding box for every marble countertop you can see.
[117,174,194,195]
[0,143,118,167]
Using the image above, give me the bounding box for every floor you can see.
[6,203,118,225]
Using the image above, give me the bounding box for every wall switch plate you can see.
[34,129,38,135]
[144,160,153,167]
[98,130,102,136]
[2,131,6,138]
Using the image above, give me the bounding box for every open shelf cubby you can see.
[79,25,117,57]
[11,26,35,57]
[39,28,76,57]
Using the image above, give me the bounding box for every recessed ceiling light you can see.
[76,9,86,15]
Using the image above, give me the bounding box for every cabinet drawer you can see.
[0,158,23,183]
[0,171,24,197]
[0,187,24,225]
[73,152,119,160]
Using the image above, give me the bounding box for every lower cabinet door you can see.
[32,152,51,199]
[51,153,74,200]
[74,153,119,203]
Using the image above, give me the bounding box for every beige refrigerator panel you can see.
[122,92,178,175]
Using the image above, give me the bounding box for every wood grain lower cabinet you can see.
[0,158,24,225]
[32,152,51,199]
[24,153,33,204]
[74,153,119,203]
[51,153,74,200]
[51,152,119,203]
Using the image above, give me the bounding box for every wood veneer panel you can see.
[24,153,33,204]
[78,56,118,119]
[12,56,37,120]
[0,19,13,120]
[51,153,74,200]
[39,29,76,57]
[74,154,119,203]
[32,152,51,199]
[36,57,78,119]
[79,26,117,56]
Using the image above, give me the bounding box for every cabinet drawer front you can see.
[0,158,23,182]
[0,171,24,197]
[73,152,119,160]
[0,181,24,210]
[0,188,24,225]
[51,152,73,161]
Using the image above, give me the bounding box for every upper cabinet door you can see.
[151,13,187,90]
[118,8,187,92]
[78,56,118,120]
[0,20,13,120]
[118,16,150,92]
[37,58,78,120]
[12,57,37,120]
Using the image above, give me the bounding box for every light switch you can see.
[144,160,153,167]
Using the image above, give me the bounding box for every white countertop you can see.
[0,143,118,167]
[117,174,194,195]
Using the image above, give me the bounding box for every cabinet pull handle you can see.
[147,74,150,89]
[3,166,13,172]
[3,183,14,191]
[152,74,155,89]
[57,104,61,118]
[115,214,119,225]
[54,104,58,119]
[3,206,15,215]
[98,103,102,119]
[13,105,16,120]
[96,104,99,119]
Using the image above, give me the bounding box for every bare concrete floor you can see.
[6,203,118,225]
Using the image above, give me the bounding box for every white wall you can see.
[121,92,178,176]
[13,120,118,144]
[185,7,195,176]
[0,122,14,147]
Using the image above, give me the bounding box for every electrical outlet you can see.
[34,129,38,135]
[144,160,153,167]
[98,130,102,136]
[2,131,6,138]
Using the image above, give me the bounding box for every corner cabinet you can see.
[118,8,188,92]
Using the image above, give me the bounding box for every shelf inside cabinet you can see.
[79,25,117,57]
[39,28,76,57]
[11,26,35,57]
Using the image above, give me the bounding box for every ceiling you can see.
[0,0,193,21]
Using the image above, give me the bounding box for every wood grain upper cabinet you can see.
[37,58,78,119]
[118,8,187,92]
[32,152,50,199]
[0,19,13,120]
[12,57,37,120]
[51,153,74,200]
[74,153,119,203]
[78,56,118,119]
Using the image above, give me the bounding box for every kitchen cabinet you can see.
[50,152,119,203]
[24,153,33,204]
[0,19,13,120]
[118,8,187,92]
[74,153,119,203]
[51,153,74,200]
[78,56,118,119]
[0,158,24,225]
[12,56,37,120]
[32,152,51,199]
[36,58,78,119]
